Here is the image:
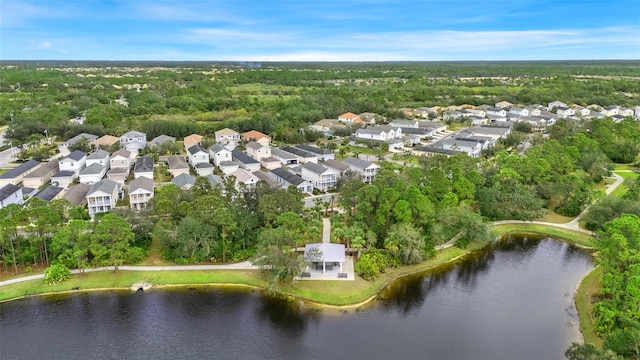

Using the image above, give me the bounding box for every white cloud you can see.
[37,41,52,49]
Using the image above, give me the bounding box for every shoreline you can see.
[0,223,601,345]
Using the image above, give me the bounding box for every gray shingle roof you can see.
[34,186,64,202]
[86,149,109,160]
[209,144,227,153]
[0,160,40,179]
[172,173,196,188]
[187,145,207,155]
[65,150,87,161]
[302,162,330,175]
[205,174,224,187]
[134,156,154,173]
[129,176,154,193]
[323,159,350,172]
[295,144,332,156]
[270,168,306,186]
[52,170,76,178]
[343,157,376,170]
[87,178,119,196]
[231,150,259,165]
[270,148,297,160]
[0,184,21,201]
[281,146,316,159]
[62,183,91,206]
[149,135,176,146]
[79,163,105,175]
[167,155,188,169]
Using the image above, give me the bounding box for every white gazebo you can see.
[304,243,345,274]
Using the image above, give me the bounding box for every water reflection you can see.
[256,295,320,337]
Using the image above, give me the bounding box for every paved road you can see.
[303,193,337,209]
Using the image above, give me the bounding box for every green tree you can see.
[90,214,136,270]
[43,264,71,285]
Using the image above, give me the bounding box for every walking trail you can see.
[0,172,629,287]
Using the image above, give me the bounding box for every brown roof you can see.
[183,134,203,147]
[339,112,359,119]
[92,135,119,147]
[242,130,270,141]
[62,183,91,206]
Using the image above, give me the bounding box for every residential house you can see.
[187,145,209,166]
[106,167,129,185]
[62,183,90,207]
[86,149,110,169]
[463,109,487,117]
[268,168,313,194]
[343,157,380,183]
[590,111,606,119]
[23,161,58,188]
[308,119,348,136]
[231,150,261,172]
[418,121,447,133]
[259,156,281,170]
[300,162,339,192]
[295,144,335,161]
[110,149,132,169]
[134,156,154,179]
[129,176,154,211]
[323,159,353,178]
[167,155,190,177]
[389,119,419,128]
[62,133,98,148]
[338,112,364,124]
[119,130,147,153]
[508,107,529,117]
[149,135,176,147]
[389,139,404,150]
[556,106,575,118]
[246,141,271,161]
[50,170,76,188]
[571,105,591,117]
[495,101,513,109]
[229,168,259,192]
[270,148,299,165]
[172,173,196,190]
[214,128,240,144]
[486,107,507,117]
[444,110,465,121]
[209,144,232,167]
[205,174,224,189]
[548,101,567,111]
[399,127,436,139]
[634,106,640,120]
[219,161,240,175]
[34,185,64,202]
[252,171,280,188]
[619,107,634,117]
[439,138,483,158]
[467,125,512,141]
[525,106,543,116]
[359,112,381,124]
[92,135,119,149]
[404,134,423,146]
[304,243,346,275]
[355,127,387,141]
[194,163,215,177]
[281,146,319,164]
[242,130,271,147]
[412,146,458,157]
[183,134,203,150]
[414,107,437,118]
[86,179,121,217]
[79,163,107,184]
[59,150,87,176]
[0,184,24,208]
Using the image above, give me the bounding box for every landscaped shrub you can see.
[354,250,399,281]
[43,264,71,285]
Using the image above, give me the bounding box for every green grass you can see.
[575,266,603,348]
[536,210,574,224]
[610,171,639,197]
[491,223,595,248]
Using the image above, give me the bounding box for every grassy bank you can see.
[491,223,596,248]
[575,266,603,347]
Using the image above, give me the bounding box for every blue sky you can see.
[1,0,639,61]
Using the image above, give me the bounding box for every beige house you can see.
[242,130,271,147]
[129,176,154,211]
[183,134,204,150]
[0,160,41,187]
[110,149,132,169]
[23,161,59,188]
[214,128,240,144]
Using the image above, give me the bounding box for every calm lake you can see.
[1,236,593,360]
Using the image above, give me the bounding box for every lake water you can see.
[0,236,593,360]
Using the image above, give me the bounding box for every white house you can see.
[86,179,121,217]
[187,145,209,166]
[59,150,87,176]
[486,107,507,117]
[338,112,363,124]
[229,168,259,192]
[495,101,513,109]
[356,128,387,141]
[295,144,335,161]
[0,184,24,208]
[50,170,76,188]
[129,176,154,211]
[508,107,529,117]
[556,106,575,118]
[214,128,240,144]
[219,161,240,175]
[281,146,319,164]
[342,157,380,183]
[86,149,110,170]
[270,148,299,166]
[231,150,261,172]
[548,101,567,110]
[79,163,107,184]
[209,144,232,167]
[268,168,313,194]
[300,162,339,192]
[119,130,147,153]
[389,119,419,128]
[440,138,483,158]
[194,163,215,177]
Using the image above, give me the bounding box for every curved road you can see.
[0,172,630,287]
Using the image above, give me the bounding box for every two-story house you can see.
[342,157,380,183]
[295,144,335,161]
[134,156,154,179]
[268,168,313,194]
[209,144,232,167]
[86,149,110,170]
[229,168,259,192]
[119,130,147,154]
[556,106,576,118]
[281,146,319,164]
[187,145,209,166]
[168,155,190,177]
[300,162,339,192]
[59,150,87,176]
[231,150,261,172]
[129,176,154,211]
[23,161,59,188]
[86,178,121,217]
[183,134,203,150]
[214,128,240,144]
[245,141,271,161]
[0,184,24,208]
[242,130,271,147]
[0,160,41,187]
[79,163,107,184]
[109,149,132,169]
